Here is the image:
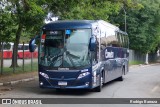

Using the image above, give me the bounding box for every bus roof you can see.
[42,20,96,30]
[42,20,127,34]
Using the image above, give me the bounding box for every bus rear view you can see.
[29,20,129,92]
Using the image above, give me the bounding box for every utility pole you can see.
[122,6,127,32]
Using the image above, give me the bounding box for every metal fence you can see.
[129,49,160,63]
[0,43,38,75]
[129,49,146,62]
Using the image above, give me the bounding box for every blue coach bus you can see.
[29,20,129,92]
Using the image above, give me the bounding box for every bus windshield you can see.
[39,29,91,69]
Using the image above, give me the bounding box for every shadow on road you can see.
[11,77,124,97]
[40,89,92,96]
[38,80,119,95]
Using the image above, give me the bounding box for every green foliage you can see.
[1,0,47,42]
[48,0,121,20]
[0,9,16,42]
[129,60,144,65]
[129,0,160,53]
[1,0,160,56]
[109,0,160,54]
[1,0,47,67]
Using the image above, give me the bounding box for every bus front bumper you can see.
[39,75,92,89]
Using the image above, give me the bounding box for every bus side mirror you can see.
[89,36,97,51]
[29,38,36,52]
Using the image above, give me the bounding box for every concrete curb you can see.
[0,76,38,86]
[129,63,160,68]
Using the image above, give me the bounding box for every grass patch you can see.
[0,62,38,75]
[129,61,144,65]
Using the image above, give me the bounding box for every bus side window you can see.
[115,32,123,47]
[122,34,125,48]
[124,35,129,48]
[107,32,120,47]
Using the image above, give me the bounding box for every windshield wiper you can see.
[65,51,76,68]
[66,51,80,59]
[49,51,63,67]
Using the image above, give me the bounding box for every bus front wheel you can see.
[117,67,125,81]
[94,73,103,92]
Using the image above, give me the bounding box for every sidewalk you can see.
[129,62,160,68]
[0,72,38,86]
[0,63,159,86]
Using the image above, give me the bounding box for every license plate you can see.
[58,81,67,86]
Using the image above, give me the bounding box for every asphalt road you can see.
[0,64,160,107]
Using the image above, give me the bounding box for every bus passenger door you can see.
[115,47,123,77]
[103,47,116,82]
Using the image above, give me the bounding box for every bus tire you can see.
[117,67,125,81]
[94,73,103,92]
[117,76,123,81]
[56,89,63,92]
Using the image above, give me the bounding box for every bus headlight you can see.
[39,72,49,79]
[40,82,43,86]
[78,72,90,79]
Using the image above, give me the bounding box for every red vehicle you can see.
[1,43,38,59]
[1,42,13,59]
[17,44,38,59]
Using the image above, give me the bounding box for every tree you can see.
[109,0,160,64]
[2,0,47,69]
[47,0,122,21]
[0,0,16,53]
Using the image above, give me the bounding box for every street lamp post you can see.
[122,6,127,32]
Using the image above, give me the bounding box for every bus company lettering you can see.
[105,49,114,58]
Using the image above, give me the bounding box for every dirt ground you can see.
[0,71,38,83]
